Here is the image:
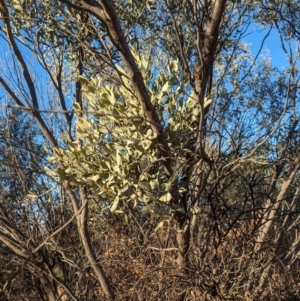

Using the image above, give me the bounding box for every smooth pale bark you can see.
[255,157,300,252]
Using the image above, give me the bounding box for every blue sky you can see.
[243,27,293,69]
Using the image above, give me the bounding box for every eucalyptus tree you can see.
[0,0,300,300]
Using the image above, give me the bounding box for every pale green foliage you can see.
[49,54,192,214]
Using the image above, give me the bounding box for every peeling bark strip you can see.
[196,0,227,100]
[194,0,227,163]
